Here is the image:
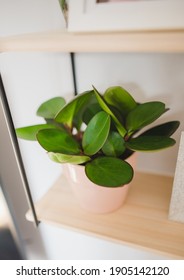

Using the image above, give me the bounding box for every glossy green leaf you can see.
[126,136,176,151]
[36,97,66,119]
[85,157,134,187]
[104,86,137,116]
[140,121,180,137]
[55,91,94,128]
[72,95,98,130]
[48,152,90,164]
[16,124,56,141]
[126,101,168,134]
[93,86,127,137]
[82,102,102,124]
[102,131,125,157]
[82,111,111,156]
[36,128,80,154]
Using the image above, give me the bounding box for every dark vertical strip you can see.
[70,52,78,96]
[0,74,39,227]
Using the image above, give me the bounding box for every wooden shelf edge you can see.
[26,172,184,259]
[25,213,180,260]
[1,30,184,53]
[26,211,182,260]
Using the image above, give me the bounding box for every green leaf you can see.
[126,101,168,134]
[104,86,137,116]
[16,124,56,141]
[126,136,176,151]
[55,91,94,128]
[85,157,134,187]
[36,128,80,154]
[140,121,180,137]
[48,152,90,164]
[58,0,67,11]
[82,111,111,156]
[93,86,127,137]
[82,102,102,124]
[102,131,125,157]
[37,97,66,119]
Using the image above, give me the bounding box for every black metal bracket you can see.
[70,53,78,96]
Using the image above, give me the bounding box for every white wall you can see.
[0,0,65,36]
[1,0,183,260]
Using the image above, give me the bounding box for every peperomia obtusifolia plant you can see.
[16,86,180,187]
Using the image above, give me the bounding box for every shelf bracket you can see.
[70,52,78,96]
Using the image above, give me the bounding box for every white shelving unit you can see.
[1,28,184,258]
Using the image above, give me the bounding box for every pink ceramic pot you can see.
[64,153,137,214]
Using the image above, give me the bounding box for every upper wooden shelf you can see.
[26,172,184,259]
[1,30,184,53]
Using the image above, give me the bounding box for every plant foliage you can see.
[16,86,180,187]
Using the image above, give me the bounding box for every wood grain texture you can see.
[1,30,184,53]
[26,172,184,258]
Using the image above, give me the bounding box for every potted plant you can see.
[16,86,179,213]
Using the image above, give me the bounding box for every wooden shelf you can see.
[1,30,184,53]
[26,172,184,259]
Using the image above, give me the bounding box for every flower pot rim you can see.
[65,152,136,169]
